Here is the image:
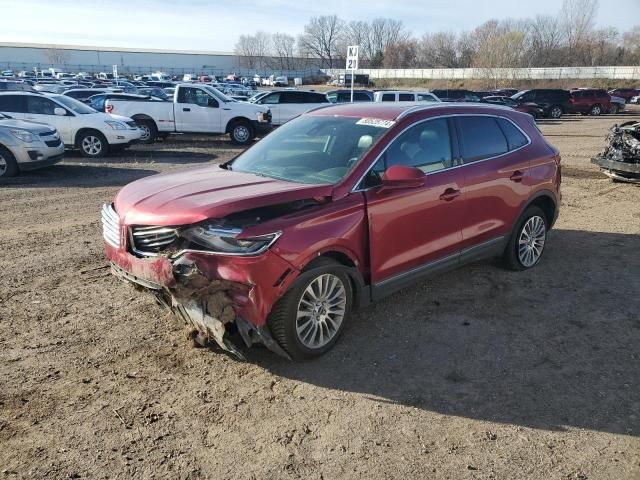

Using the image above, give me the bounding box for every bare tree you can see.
[271,33,297,70]
[44,47,68,66]
[474,31,527,87]
[383,39,418,68]
[234,32,270,69]
[561,0,599,63]
[299,15,344,68]
[527,15,564,66]
[368,18,409,64]
[419,32,459,68]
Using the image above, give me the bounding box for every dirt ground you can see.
[0,109,639,480]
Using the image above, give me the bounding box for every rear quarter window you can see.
[458,116,509,163]
[497,118,529,150]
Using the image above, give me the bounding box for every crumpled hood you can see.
[114,165,333,226]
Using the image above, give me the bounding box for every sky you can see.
[1,0,638,52]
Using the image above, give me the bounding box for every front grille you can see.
[101,204,121,248]
[126,121,138,129]
[129,225,178,256]
[45,138,62,147]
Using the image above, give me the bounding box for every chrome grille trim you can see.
[129,225,178,256]
[101,203,121,248]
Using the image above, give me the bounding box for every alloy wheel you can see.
[518,215,546,267]
[295,273,347,349]
[0,154,7,176]
[551,107,562,118]
[82,136,102,155]
[138,124,151,141]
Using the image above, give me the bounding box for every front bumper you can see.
[105,241,299,359]
[104,128,142,145]
[10,141,65,171]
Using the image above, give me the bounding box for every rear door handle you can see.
[182,107,190,112]
[439,188,461,201]
[510,170,524,182]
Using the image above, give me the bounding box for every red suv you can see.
[103,103,561,360]
[569,88,612,115]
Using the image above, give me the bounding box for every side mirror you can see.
[380,165,424,191]
[208,98,218,108]
[54,107,67,116]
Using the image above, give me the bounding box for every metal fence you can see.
[323,66,640,80]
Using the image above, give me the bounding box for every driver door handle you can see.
[439,188,461,201]
[182,107,190,112]
[510,170,524,182]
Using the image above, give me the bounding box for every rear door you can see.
[456,115,532,251]
[362,118,465,292]
[173,86,221,132]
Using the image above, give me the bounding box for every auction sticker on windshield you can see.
[356,118,395,128]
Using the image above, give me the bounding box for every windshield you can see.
[511,91,527,100]
[229,115,389,185]
[202,85,233,103]
[53,95,97,114]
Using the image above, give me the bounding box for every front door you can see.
[24,96,72,144]
[362,118,465,294]
[174,87,221,133]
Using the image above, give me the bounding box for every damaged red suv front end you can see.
[102,166,342,359]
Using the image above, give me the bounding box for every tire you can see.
[135,119,157,145]
[549,105,563,119]
[77,130,108,158]
[590,104,602,116]
[268,258,353,361]
[229,120,255,146]
[0,145,18,178]
[502,206,548,271]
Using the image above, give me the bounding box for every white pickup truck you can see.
[105,83,272,145]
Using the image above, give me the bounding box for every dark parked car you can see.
[326,89,374,103]
[480,96,545,118]
[569,88,612,116]
[607,88,639,103]
[103,102,561,360]
[511,89,571,119]
[431,89,480,102]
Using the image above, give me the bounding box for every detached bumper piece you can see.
[592,121,640,183]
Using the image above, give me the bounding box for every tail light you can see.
[105,104,113,113]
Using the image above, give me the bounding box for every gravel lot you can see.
[1,109,639,480]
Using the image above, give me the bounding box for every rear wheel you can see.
[78,131,108,158]
[0,146,18,177]
[229,120,255,146]
[590,104,603,116]
[136,119,157,144]
[268,258,353,360]
[502,206,548,271]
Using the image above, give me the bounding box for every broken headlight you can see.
[181,226,280,256]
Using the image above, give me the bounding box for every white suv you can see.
[0,92,142,157]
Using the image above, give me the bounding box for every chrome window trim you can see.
[351,113,532,193]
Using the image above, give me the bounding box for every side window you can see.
[177,87,211,107]
[354,92,371,101]
[497,118,528,151]
[458,116,508,163]
[385,118,453,173]
[0,95,26,113]
[26,96,58,115]
[398,93,414,101]
[381,93,395,102]
[261,93,280,105]
[302,92,326,103]
[417,93,436,102]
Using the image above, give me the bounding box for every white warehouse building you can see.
[0,42,319,77]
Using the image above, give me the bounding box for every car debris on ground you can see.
[591,120,640,183]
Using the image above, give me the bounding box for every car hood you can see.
[114,165,333,226]
[0,118,57,134]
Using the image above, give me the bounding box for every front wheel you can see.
[268,259,353,360]
[0,146,18,177]
[229,121,255,146]
[136,119,157,144]
[502,206,548,271]
[549,105,563,119]
[78,131,108,158]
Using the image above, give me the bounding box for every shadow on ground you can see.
[261,229,640,436]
